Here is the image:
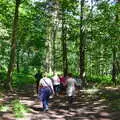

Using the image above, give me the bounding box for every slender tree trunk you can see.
[112,47,117,85]
[52,25,57,73]
[21,50,24,67]
[45,27,53,74]
[6,0,21,91]
[111,0,119,85]
[16,45,20,73]
[116,60,120,74]
[52,0,58,73]
[89,0,93,77]
[79,0,85,87]
[61,6,68,76]
[49,31,53,74]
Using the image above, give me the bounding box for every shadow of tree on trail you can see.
[0,85,120,120]
[29,93,120,120]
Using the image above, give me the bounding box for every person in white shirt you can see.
[52,72,60,96]
[38,73,54,111]
[66,73,77,108]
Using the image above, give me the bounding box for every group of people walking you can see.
[35,71,80,112]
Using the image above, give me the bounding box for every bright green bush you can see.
[86,75,112,85]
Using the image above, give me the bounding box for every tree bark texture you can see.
[61,6,68,77]
[112,47,117,85]
[112,1,119,85]
[7,0,21,91]
[16,45,20,73]
[52,25,57,73]
[79,0,85,86]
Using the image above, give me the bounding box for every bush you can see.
[12,73,35,89]
[0,71,7,87]
[86,75,112,85]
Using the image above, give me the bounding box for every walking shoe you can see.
[44,108,48,112]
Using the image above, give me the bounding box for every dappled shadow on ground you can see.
[24,91,120,120]
[0,85,120,120]
[29,94,119,120]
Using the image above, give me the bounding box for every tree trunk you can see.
[51,0,59,74]
[52,25,57,73]
[45,27,53,74]
[61,5,68,76]
[89,0,93,77]
[116,60,120,74]
[79,0,85,87]
[112,47,117,85]
[111,0,119,85]
[16,45,20,73]
[6,0,21,91]
[49,31,53,74]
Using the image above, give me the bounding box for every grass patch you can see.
[11,99,28,118]
[0,105,9,112]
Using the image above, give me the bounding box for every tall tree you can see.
[112,0,119,85]
[79,0,85,86]
[61,1,68,76]
[7,0,21,91]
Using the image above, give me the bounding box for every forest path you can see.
[0,84,120,120]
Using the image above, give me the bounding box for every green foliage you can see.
[0,23,9,38]
[12,99,28,118]
[0,0,119,87]
[0,105,9,112]
[0,71,7,87]
[22,65,29,74]
[0,71,7,80]
[0,68,35,89]
[87,75,112,85]
[12,73,35,89]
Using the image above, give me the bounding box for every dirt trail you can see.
[0,85,120,120]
